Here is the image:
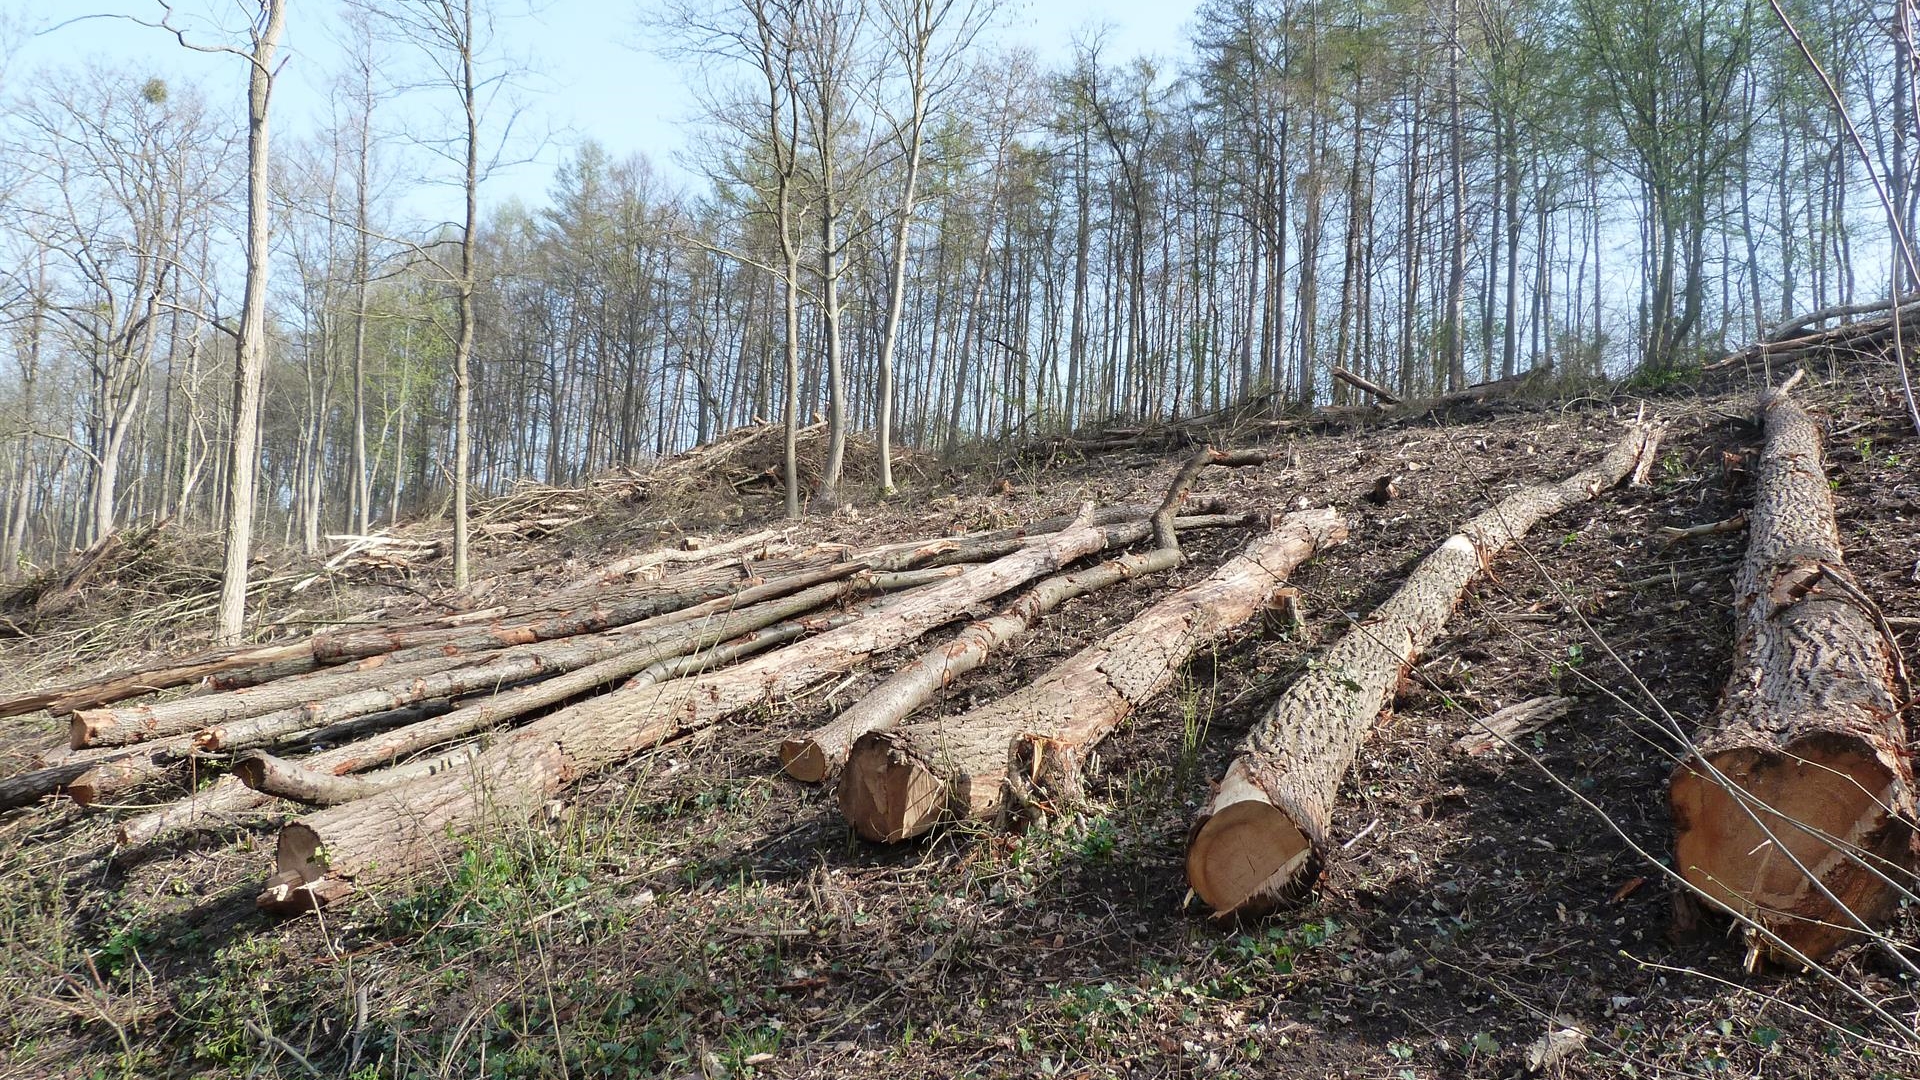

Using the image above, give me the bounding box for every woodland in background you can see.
[0,0,1912,574]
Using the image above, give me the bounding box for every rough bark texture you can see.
[236,745,485,807]
[783,547,1183,783]
[784,453,1261,783]
[66,735,199,806]
[838,508,1347,843]
[1669,387,1915,968]
[118,578,874,845]
[0,642,318,719]
[1186,423,1662,917]
[259,517,1157,912]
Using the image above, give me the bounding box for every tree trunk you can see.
[70,652,473,749]
[120,576,876,845]
[259,513,1194,911]
[1186,422,1662,916]
[839,508,1347,843]
[783,449,1258,783]
[215,0,287,644]
[1329,366,1399,405]
[1669,380,1915,969]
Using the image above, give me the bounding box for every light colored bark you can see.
[259,515,1168,911]
[838,508,1346,842]
[216,0,288,645]
[1187,423,1662,917]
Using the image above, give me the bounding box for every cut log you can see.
[838,507,1347,842]
[0,742,139,810]
[561,528,785,591]
[66,735,200,806]
[259,514,1171,912]
[69,652,475,749]
[783,450,1263,783]
[120,583,876,845]
[1764,297,1916,343]
[237,612,865,812]
[0,641,318,720]
[1330,366,1401,405]
[782,548,1180,783]
[235,745,485,807]
[1186,422,1663,917]
[1669,383,1915,968]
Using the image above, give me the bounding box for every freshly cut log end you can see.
[1186,424,1660,916]
[778,738,830,784]
[1667,383,1914,967]
[257,826,348,914]
[1186,760,1315,917]
[69,710,122,750]
[1670,738,1912,967]
[839,734,947,842]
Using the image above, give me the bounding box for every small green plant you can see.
[1070,815,1118,861]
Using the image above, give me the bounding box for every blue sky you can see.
[3,1,1200,217]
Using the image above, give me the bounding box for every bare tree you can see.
[871,0,996,494]
[354,0,533,585]
[212,1,289,643]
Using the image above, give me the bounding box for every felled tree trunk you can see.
[1669,382,1915,968]
[1186,422,1662,916]
[1330,366,1400,405]
[783,549,1180,782]
[70,653,473,749]
[258,514,1168,912]
[838,507,1346,843]
[0,641,319,720]
[784,451,1262,783]
[115,575,874,845]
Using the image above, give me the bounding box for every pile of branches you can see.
[1709,296,1920,372]
[1028,366,1558,463]
[649,421,922,505]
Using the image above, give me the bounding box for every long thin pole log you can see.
[1669,382,1915,967]
[70,653,476,749]
[114,576,876,844]
[1330,366,1401,405]
[784,450,1263,783]
[260,514,1177,912]
[1186,422,1663,917]
[838,507,1347,842]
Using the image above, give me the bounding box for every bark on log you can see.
[0,642,319,719]
[259,515,1168,912]
[1765,297,1915,342]
[783,547,1182,783]
[1668,385,1915,968]
[1710,304,1920,370]
[561,528,785,591]
[1330,367,1401,405]
[235,745,485,807]
[783,452,1263,783]
[70,653,475,749]
[0,742,138,810]
[121,584,874,844]
[1186,422,1663,917]
[66,735,200,806]
[837,508,1347,843]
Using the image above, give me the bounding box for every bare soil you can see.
[1,359,1917,1079]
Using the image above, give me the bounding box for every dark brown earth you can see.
[1,357,1917,1079]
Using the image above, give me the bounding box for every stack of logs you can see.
[1,375,1909,973]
